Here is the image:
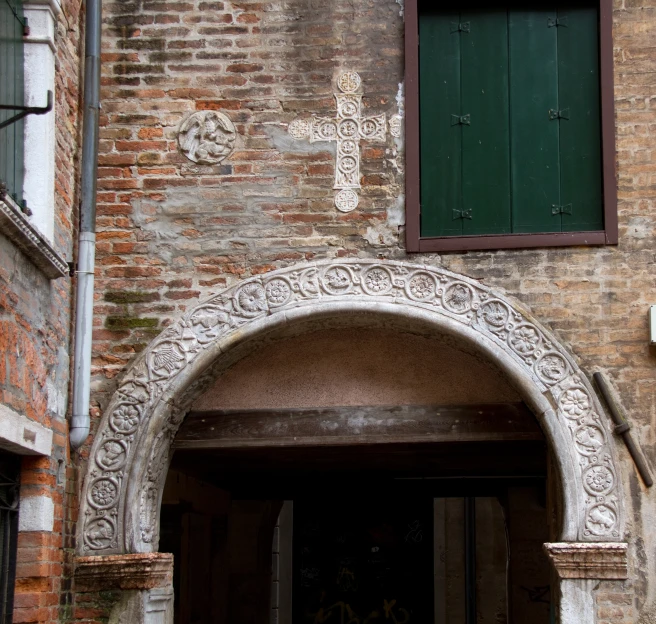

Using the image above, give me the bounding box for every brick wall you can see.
[0,1,82,622]
[76,0,656,619]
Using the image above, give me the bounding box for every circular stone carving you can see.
[317,120,337,140]
[360,118,380,139]
[288,118,311,140]
[442,283,473,313]
[406,272,436,301]
[337,71,362,93]
[89,477,119,510]
[334,189,359,213]
[338,155,358,174]
[84,517,117,551]
[265,278,292,307]
[338,119,359,139]
[320,266,354,295]
[509,325,541,356]
[535,353,568,383]
[584,465,615,496]
[362,266,393,296]
[235,282,268,316]
[340,139,357,155]
[574,424,606,456]
[479,300,509,329]
[178,111,236,165]
[586,504,617,536]
[339,100,359,117]
[109,404,141,435]
[96,439,128,472]
[559,388,592,419]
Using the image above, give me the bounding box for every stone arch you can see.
[77,259,624,556]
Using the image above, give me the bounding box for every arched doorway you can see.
[75,260,628,623]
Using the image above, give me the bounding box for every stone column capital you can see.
[74,553,173,592]
[543,542,628,580]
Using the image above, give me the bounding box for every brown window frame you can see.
[404,0,618,253]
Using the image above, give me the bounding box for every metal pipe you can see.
[593,371,653,488]
[70,0,102,450]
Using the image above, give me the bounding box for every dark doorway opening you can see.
[161,430,555,624]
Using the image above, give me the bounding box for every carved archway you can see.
[77,259,624,556]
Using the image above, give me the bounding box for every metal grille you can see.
[0,450,20,624]
[0,0,26,206]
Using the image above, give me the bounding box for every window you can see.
[405,0,617,252]
[0,450,20,624]
[0,0,26,209]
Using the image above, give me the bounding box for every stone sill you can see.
[75,553,174,592]
[0,194,68,279]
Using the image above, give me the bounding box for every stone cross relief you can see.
[288,71,393,213]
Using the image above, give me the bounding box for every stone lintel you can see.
[543,542,628,580]
[75,553,173,591]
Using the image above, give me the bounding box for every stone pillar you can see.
[75,553,174,624]
[544,543,628,624]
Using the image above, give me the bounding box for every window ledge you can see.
[0,193,68,279]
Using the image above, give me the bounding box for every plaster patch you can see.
[267,125,335,156]
[387,194,406,227]
[363,223,399,247]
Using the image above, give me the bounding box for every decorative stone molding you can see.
[177,111,236,165]
[77,259,624,555]
[0,403,53,455]
[544,542,628,579]
[74,553,173,591]
[287,71,388,212]
[0,194,67,279]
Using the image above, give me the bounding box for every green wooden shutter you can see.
[419,4,602,238]
[0,0,26,206]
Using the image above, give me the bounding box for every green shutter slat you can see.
[509,9,562,234]
[0,0,25,205]
[461,9,511,235]
[419,10,463,237]
[557,7,603,232]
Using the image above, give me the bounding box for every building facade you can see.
[0,1,82,623]
[1,0,656,622]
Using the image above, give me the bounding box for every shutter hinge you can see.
[547,16,568,27]
[453,209,473,220]
[451,114,471,126]
[549,108,570,121]
[451,21,471,33]
[0,90,53,131]
[552,204,572,215]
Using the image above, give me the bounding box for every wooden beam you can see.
[173,404,543,450]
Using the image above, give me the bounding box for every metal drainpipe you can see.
[70,0,102,450]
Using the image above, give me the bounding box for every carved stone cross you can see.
[288,71,387,213]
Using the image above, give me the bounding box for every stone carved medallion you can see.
[178,111,236,164]
[78,260,624,555]
[287,71,388,211]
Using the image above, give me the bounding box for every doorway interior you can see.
[160,420,556,624]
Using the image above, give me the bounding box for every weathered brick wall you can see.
[81,0,655,619]
[0,2,82,623]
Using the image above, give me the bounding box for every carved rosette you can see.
[80,260,623,554]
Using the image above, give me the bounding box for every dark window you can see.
[0,450,20,624]
[404,0,617,252]
[0,0,26,206]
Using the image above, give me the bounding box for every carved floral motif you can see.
[80,260,623,553]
